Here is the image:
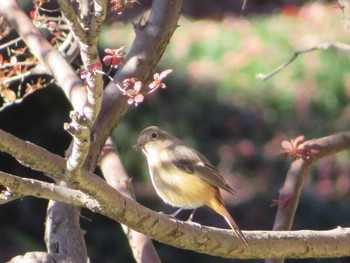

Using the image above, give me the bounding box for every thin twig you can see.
[256,41,350,81]
[0,36,22,50]
[58,31,80,63]
[0,61,38,70]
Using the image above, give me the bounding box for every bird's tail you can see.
[208,191,248,247]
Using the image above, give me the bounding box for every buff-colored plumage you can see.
[136,126,248,246]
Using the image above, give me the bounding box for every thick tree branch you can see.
[100,138,161,263]
[0,171,98,209]
[1,128,350,258]
[0,129,65,179]
[86,0,183,168]
[45,200,88,263]
[1,155,350,259]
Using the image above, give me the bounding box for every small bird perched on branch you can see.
[135,126,248,246]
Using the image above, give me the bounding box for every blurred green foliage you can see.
[101,2,350,190]
[99,3,350,262]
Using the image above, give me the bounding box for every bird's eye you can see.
[150,132,158,140]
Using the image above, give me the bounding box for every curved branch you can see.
[1,128,350,258]
[266,132,350,263]
[256,41,350,81]
[273,131,350,230]
[1,147,350,259]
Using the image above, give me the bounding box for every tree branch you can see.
[0,3,181,259]
[86,0,183,169]
[56,0,88,44]
[0,0,87,112]
[0,171,99,208]
[256,41,350,81]
[1,161,350,260]
[100,138,161,263]
[271,159,310,231]
[54,2,107,260]
[58,0,106,123]
[0,169,93,262]
[64,112,91,173]
[57,0,105,173]
[0,129,65,179]
[266,131,350,263]
[58,31,80,63]
[45,199,88,263]
[1,127,350,258]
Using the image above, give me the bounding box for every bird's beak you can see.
[133,143,144,150]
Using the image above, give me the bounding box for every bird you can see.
[135,126,248,246]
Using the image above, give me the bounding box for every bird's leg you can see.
[159,208,184,218]
[185,209,202,227]
[162,208,202,228]
[187,209,196,222]
[170,208,183,218]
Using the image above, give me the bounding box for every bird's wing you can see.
[170,144,237,197]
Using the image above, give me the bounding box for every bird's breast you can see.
[146,152,215,209]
